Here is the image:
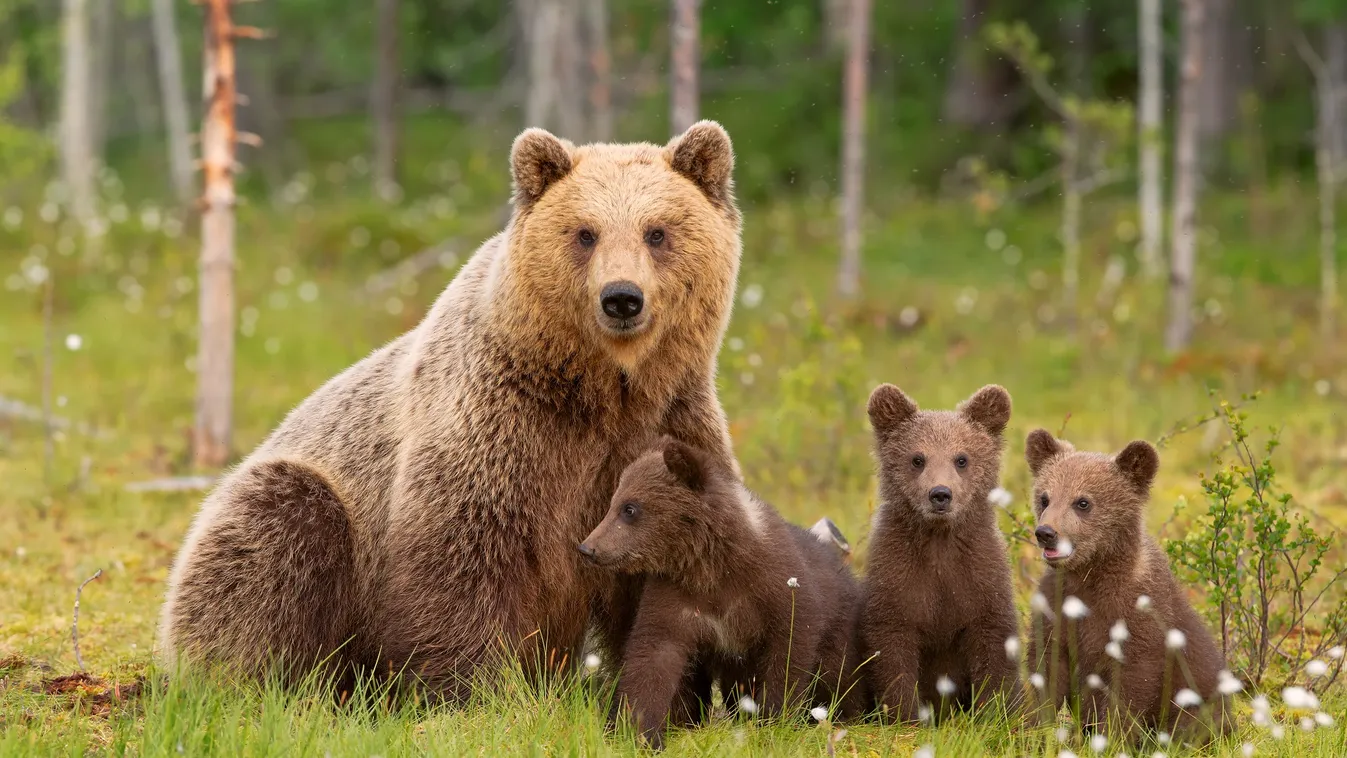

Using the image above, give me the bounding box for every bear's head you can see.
[505,122,741,372]
[1024,429,1159,571]
[867,384,1012,525]
[579,438,731,576]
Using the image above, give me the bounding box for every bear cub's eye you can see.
[578,228,598,247]
[645,228,666,246]
[955,454,969,469]
[620,502,640,522]
[911,454,925,469]
[1074,498,1091,512]
[1038,493,1050,512]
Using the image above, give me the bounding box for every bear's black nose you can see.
[577,542,595,558]
[601,281,644,320]
[1034,525,1057,548]
[928,486,952,511]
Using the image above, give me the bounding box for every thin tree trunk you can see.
[670,0,700,135]
[555,4,586,140]
[525,0,561,130]
[1318,26,1347,339]
[152,0,195,206]
[195,0,238,468]
[88,0,112,157]
[836,0,871,299]
[584,0,612,142]
[1061,121,1082,317]
[60,0,97,229]
[372,0,399,193]
[943,0,1009,128]
[1138,0,1164,278]
[1166,0,1204,353]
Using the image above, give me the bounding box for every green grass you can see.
[3,119,1347,755]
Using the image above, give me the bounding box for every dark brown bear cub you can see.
[859,384,1020,722]
[1024,430,1231,741]
[580,438,864,749]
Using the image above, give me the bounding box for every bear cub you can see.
[579,437,865,748]
[1024,430,1230,740]
[859,384,1021,722]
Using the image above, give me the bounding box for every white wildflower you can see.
[726,337,744,352]
[737,695,758,715]
[1306,659,1329,678]
[1086,674,1104,690]
[1110,619,1130,643]
[1030,673,1045,690]
[1241,744,1254,758]
[1315,711,1335,727]
[1282,686,1321,711]
[1055,726,1070,743]
[1173,688,1202,708]
[1063,596,1089,620]
[740,283,764,309]
[786,577,799,588]
[913,745,935,758]
[1165,629,1187,651]
[1135,595,1152,611]
[936,675,956,697]
[1329,645,1344,660]
[1031,592,1053,617]
[1089,733,1107,753]
[1056,537,1075,557]
[1301,716,1316,732]
[583,653,600,672]
[898,306,920,327]
[1251,694,1270,714]
[1058,751,1077,758]
[809,706,828,722]
[987,487,1013,508]
[917,704,932,723]
[1156,731,1171,746]
[1271,725,1285,740]
[1005,635,1021,661]
[65,334,83,351]
[1105,641,1124,662]
[1217,670,1243,695]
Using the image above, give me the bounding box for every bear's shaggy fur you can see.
[580,438,865,749]
[1024,430,1230,741]
[859,384,1021,722]
[159,122,744,697]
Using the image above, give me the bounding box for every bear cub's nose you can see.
[577,542,597,561]
[1034,525,1058,548]
[927,486,952,511]
[600,281,644,320]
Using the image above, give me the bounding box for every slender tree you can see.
[1138,0,1164,278]
[584,0,612,142]
[372,0,400,195]
[670,0,700,135]
[837,0,871,299]
[59,0,97,229]
[1166,0,1205,353]
[525,0,562,130]
[1294,24,1347,339]
[151,0,194,205]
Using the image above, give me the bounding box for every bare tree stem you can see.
[72,568,103,671]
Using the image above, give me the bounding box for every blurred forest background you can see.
[3,0,1347,755]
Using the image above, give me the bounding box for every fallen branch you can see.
[72,569,103,672]
[364,238,463,295]
[0,395,113,439]
[124,476,217,493]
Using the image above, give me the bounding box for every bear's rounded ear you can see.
[1025,428,1064,476]
[665,120,734,206]
[867,384,918,439]
[663,440,706,492]
[511,128,573,208]
[959,384,1012,438]
[1115,440,1159,493]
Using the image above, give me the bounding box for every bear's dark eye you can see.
[955,455,969,469]
[620,502,640,521]
[1074,498,1091,512]
[578,228,598,247]
[912,454,925,469]
[645,228,666,246]
[1038,493,1050,512]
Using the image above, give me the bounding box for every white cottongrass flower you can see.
[1315,711,1336,727]
[1056,537,1075,557]
[1086,674,1104,690]
[1301,716,1316,732]
[1165,629,1187,651]
[987,487,1013,508]
[1271,725,1285,740]
[936,675,956,697]
[1135,594,1152,611]
[1089,733,1107,753]
[740,283,764,309]
[583,653,601,671]
[1174,688,1203,708]
[65,334,83,351]
[738,695,758,715]
[1252,694,1271,714]
[1282,686,1321,710]
[1217,670,1243,695]
[1329,645,1344,660]
[1241,743,1255,758]
[1031,592,1053,617]
[1062,596,1089,620]
[1110,619,1130,643]
[786,577,799,588]
[913,745,935,758]
[809,706,828,722]
[1055,727,1070,744]
[1150,754,1165,758]
[1005,635,1022,661]
[1156,731,1171,746]
[1306,659,1329,677]
[917,704,933,723]
[1058,751,1078,758]
[1105,641,1124,662]
[1030,673,1045,690]
[1252,709,1271,728]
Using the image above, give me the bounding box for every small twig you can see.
[73,569,103,671]
[124,475,217,493]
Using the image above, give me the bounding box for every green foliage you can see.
[1165,393,1347,688]
[0,8,48,188]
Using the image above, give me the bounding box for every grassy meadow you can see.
[2,117,1346,756]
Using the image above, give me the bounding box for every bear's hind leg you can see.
[160,459,357,687]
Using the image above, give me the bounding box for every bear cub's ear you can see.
[511,128,573,207]
[666,121,735,205]
[1114,440,1159,493]
[867,384,918,438]
[1025,428,1066,475]
[959,384,1012,438]
[662,440,707,492]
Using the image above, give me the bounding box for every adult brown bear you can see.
[158,122,743,698]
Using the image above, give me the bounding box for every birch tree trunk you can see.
[1318,25,1347,339]
[584,0,612,142]
[525,0,561,130]
[836,0,871,299]
[1061,122,1082,317]
[372,0,399,194]
[195,0,238,468]
[1138,0,1164,278]
[1166,0,1204,353]
[60,0,97,229]
[670,0,700,135]
[152,0,194,205]
[88,0,112,157]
